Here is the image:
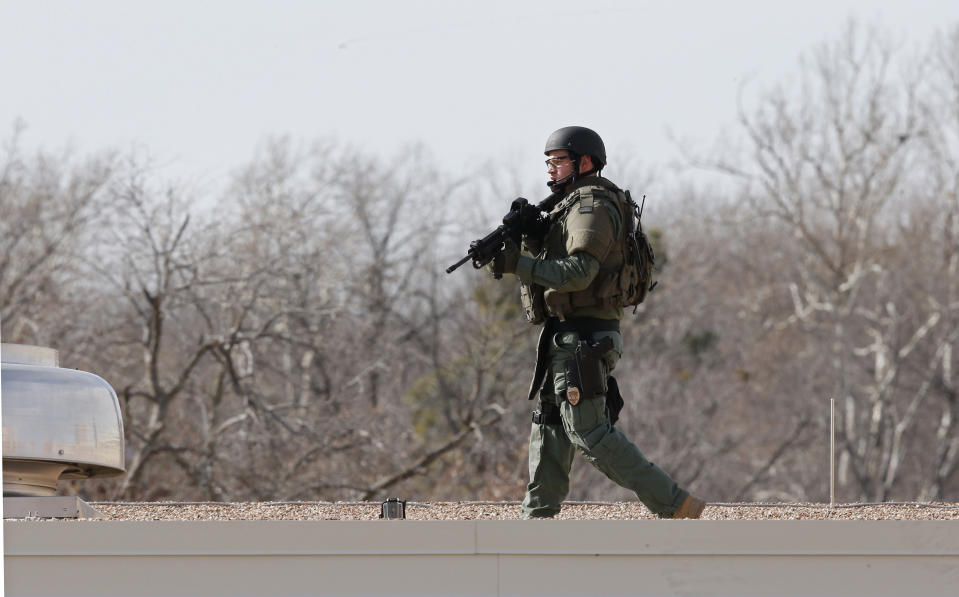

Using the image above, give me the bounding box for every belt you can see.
[551,317,620,335]
[526,317,621,401]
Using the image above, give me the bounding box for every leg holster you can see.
[564,335,614,405]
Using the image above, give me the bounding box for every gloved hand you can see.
[490,238,520,276]
[506,198,549,241]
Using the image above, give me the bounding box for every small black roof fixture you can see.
[379,497,406,519]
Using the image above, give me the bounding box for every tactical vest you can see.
[521,177,650,322]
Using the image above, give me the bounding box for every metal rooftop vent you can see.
[1,343,125,504]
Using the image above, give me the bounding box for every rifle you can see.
[446,192,562,277]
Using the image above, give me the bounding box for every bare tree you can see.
[80,165,223,498]
[0,124,114,345]
[912,25,959,500]
[702,21,959,501]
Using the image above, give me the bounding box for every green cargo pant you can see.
[521,329,689,519]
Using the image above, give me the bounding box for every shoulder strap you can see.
[550,182,620,224]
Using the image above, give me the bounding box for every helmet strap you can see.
[547,152,580,192]
[546,153,602,192]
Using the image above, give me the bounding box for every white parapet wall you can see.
[5,519,959,596]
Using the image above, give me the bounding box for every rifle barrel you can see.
[445,253,473,274]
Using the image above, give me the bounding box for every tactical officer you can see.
[491,126,706,519]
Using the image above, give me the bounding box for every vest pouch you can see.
[589,270,620,303]
[620,190,655,307]
[563,270,619,311]
[520,283,547,324]
[617,253,641,304]
[544,288,572,318]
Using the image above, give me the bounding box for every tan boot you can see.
[672,494,706,519]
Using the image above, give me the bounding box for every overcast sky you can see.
[2,0,959,192]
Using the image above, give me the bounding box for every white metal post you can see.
[830,398,835,508]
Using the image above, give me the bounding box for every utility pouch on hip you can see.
[520,282,547,324]
[605,375,624,426]
[564,336,613,406]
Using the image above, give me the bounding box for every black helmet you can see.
[544,126,606,167]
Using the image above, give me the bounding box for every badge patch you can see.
[567,387,580,406]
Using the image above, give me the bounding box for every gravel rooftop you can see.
[80,501,959,521]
